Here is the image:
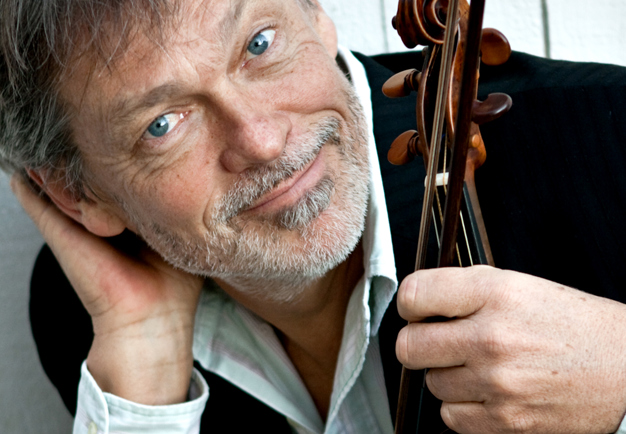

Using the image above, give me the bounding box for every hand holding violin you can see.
[396,265,626,434]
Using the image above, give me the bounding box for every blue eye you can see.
[247,29,276,58]
[144,113,183,139]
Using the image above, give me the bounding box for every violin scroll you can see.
[392,0,448,48]
[383,0,513,169]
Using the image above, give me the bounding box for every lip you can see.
[246,147,327,214]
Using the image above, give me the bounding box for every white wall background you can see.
[321,0,626,66]
[1,1,624,432]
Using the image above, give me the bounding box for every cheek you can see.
[267,48,346,114]
[120,145,224,232]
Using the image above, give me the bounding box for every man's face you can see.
[62,0,370,300]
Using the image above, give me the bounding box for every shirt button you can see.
[87,421,98,434]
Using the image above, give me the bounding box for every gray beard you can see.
[130,89,370,303]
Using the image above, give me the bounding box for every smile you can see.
[245,146,328,214]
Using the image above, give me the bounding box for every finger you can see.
[11,172,94,250]
[442,401,539,434]
[397,265,501,321]
[440,401,492,434]
[11,173,129,299]
[396,319,474,369]
[10,172,68,239]
[426,366,485,403]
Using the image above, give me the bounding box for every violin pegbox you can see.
[382,69,426,165]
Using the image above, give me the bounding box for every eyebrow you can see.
[109,82,187,126]
[103,81,189,147]
[104,0,254,143]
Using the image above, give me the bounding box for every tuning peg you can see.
[471,93,513,125]
[388,130,420,165]
[481,28,512,66]
[382,69,421,98]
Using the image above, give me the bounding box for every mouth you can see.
[245,146,327,214]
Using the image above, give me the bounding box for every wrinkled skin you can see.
[396,266,626,433]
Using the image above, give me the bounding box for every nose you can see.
[217,91,292,173]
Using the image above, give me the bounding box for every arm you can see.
[396,265,626,434]
[74,361,208,434]
[12,174,207,431]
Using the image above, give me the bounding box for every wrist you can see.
[87,326,195,405]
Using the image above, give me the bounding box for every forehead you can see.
[67,0,295,82]
[61,0,314,145]
[67,0,310,74]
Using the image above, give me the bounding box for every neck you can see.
[214,242,365,420]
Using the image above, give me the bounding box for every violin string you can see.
[413,0,461,272]
[460,212,474,266]
[435,190,464,266]
[445,143,475,266]
[433,140,446,248]
[432,207,441,248]
[434,188,444,246]
[440,144,465,266]
[432,180,477,269]
[432,182,474,270]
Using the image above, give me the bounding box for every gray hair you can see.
[0,0,179,197]
[0,0,316,198]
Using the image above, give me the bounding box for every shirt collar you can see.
[337,45,397,334]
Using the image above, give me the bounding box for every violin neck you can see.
[431,177,494,269]
[460,178,494,266]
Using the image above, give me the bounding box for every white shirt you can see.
[72,47,400,434]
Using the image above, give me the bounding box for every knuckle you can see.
[483,367,516,397]
[475,322,511,357]
[467,265,511,300]
[489,405,537,433]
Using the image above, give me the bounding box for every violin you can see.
[382,0,512,432]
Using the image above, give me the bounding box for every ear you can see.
[27,169,126,237]
[309,1,338,58]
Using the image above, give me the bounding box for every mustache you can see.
[216,117,341,221]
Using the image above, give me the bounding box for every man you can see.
[3,0,626,433]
